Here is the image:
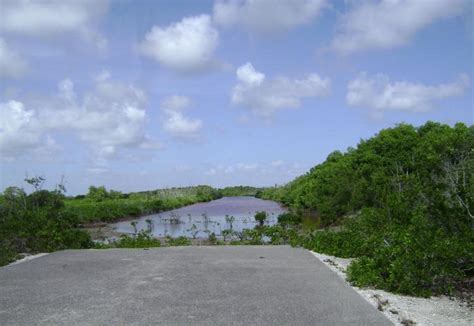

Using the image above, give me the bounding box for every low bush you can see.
[241,228,262,245]
[0,244,16,266]
[0,178,93,266]
[254,211,268,227]
[114,230,161,249]
[258,122,474,297]
[298,208,474,297]
[166,236,191,246]
[277,212,302,226]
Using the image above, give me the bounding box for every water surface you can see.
[111,196,286,238]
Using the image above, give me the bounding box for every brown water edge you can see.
[86,224,122,241]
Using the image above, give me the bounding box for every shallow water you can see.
[111,196,286,238]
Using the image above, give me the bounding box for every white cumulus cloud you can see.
[161,95,192,111]
[0,100,57,159]
[163,111,203,139]
[331,0,468,54]
[0,73,158,164]
[347,73,470,113]
[0,100,38,156]
[0,38,27,78]
[161,96,203,139]
[236,62,265,84]
[232,62,331,117]
[139,15,219,73]
[0,0,109,38]
[213,0,327,34]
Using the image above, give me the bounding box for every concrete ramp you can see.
[0,246,391,325]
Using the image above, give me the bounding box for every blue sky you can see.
[0,0,473,194]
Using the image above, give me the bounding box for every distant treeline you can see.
[257,122,473,297]
[218,186,263,197]
[71,185,263,200]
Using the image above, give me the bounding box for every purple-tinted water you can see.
[111,196,286,238]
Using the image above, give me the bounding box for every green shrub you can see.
[114,231,161,249]
[262,225,286,244]
[346,217,473,297]
[241,228,262,245]
[221,229,234,242]
[254,211,268,227]
[0,179,93,266]
[300,208,474,296]
[277,212,302,226]
[208,232,217,244]
[166,236,191,246]
[0,244,16,266]
[262,122,474,297]
[143,199,163,212]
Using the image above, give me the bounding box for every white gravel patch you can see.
[6,253,48,267]
[311,251,474,326]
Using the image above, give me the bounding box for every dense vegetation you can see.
[258,122,473,297]
[0,177,93,266]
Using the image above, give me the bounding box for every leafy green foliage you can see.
[254,211,268,227]
[241,228,263,244]
[277,212,302,226]
[219,186,263,197]
[262,225,287,245]
[0,244,16,266]
[343,208,473,297]
[208,232,217,244]
[114,230,162,249]
[87,186,110,201]
[261,122,474,297]
[221,229,234,241]
[165,236,192,246]
[0,179,93,266]
[195,186,221,202]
